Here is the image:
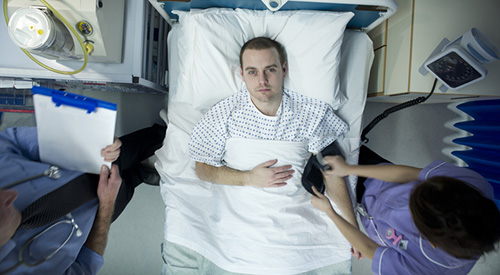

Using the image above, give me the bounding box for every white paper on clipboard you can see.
[32,86,117,174]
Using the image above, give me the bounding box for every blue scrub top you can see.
[0,127,104,275]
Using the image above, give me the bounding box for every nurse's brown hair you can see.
[409,176,500,259]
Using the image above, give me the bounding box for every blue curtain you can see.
[452,99,500,209]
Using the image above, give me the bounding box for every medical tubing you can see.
[3,0,90,75]
[361,79,438,143]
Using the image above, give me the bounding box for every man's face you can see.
[0,190,21,247]
[240,48,286,111]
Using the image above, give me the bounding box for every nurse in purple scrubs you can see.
[311,146,500,275]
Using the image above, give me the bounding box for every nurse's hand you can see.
[101,138,122,162]
[351,246,364,260]
[310,186,335,215]
[323,155,350,177]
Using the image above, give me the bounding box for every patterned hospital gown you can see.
[188,89,348,166]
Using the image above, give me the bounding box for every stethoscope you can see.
[4,166,61,189]
[0,213,82,275]
[1,166,82,274]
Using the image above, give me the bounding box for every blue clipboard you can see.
[32,86,117,174]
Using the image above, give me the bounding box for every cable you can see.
[3,0,91,75]
[361,78,438,144]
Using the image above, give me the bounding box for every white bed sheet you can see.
[155,29,373,273]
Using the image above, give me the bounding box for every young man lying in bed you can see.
[168,37,359,274]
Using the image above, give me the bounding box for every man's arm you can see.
[195,160,295,188]
[84,164,121,255]
[324,156,421,183]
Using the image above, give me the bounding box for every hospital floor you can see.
[2,91,499,274]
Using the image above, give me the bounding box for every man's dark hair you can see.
[409,176,500,259]
[239,37,286,67]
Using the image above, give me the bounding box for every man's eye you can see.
[268,68,276,73]
[248,71,256,75]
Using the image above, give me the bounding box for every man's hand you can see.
[323,155,350,177]
[245,159,295,188]
[101,138,122,162]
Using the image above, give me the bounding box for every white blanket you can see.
[158,134,351,274]
[156,29,374,274]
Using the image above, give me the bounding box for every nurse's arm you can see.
[324,175,358,230]
[323,156,421,183]
[311,186,379,259]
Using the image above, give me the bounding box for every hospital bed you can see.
[153,0,397,273]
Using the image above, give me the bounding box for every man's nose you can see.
[258,72,268,84]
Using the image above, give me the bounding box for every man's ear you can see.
[240,66,244,78]
[282,61,287,78]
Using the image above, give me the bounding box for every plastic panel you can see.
[452,99,500,209]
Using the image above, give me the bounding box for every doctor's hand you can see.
[97,165,122,209]
[322,156,351,178]
[86,165,122,256]
[245,159,294,188]
[101,138,122,162]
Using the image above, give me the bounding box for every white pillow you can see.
[170,8,353,113]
